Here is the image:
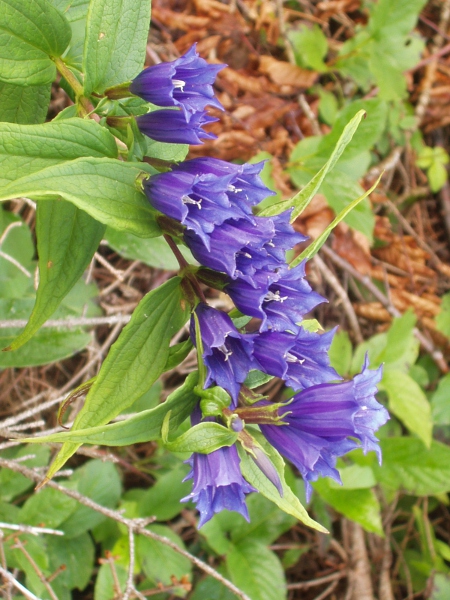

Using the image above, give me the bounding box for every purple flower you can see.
[182,407,255,527]
[182,443,255,527]
[130,44,225,118]
[176,158,276,209]
[191,303,254,404]
[252,327,341,391]
[136,109,218,145]
[184,217,275,279]
[261,262,325,332]
[259,357,388,500]
[144,169,253,245]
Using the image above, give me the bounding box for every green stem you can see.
[53,56,92,117]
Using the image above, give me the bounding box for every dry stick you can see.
[122,528,137,600]
[0,532,12,600]
[312,580,339,600]
[0,314,131,330]
[314,255,364,343]
[385,199,445,270]
[287,570,346,590]
[0,457,252,600]
[0,523,63,537]
[320,245,448,373]
[12,537,59,600]
[0,566,41,600]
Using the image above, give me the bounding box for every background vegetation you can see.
[1,0,450,599]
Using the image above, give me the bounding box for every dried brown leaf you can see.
[259,56,318,88]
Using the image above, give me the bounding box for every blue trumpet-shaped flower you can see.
[130,44,225,118]
[261,262,326,332]
[191,303,254,404]
[258,357,388,500]
[182,408,255,527]
[252,327,341,391]
[144,169,253,245]
[136,109,218,145]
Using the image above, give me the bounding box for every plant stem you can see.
[53,56,92,117]
[163,234,207,303]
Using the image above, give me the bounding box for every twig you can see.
[0,565,41,600]
[0,314,131,330]
[12,537,59,600]
[123,527,136,600]
[312,580,339,600]
[321,245,448,373]
[287,570,346,590]
[314,254,363,343]
[0,250,32,278]
[0,457,252,600]
[0,523,64,536]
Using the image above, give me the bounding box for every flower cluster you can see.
[134,46,389,527]
[131,45,224,145]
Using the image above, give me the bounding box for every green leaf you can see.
[47,533,94,593]
[226,539,286,600]
[137,525,192,586]
[435,293,450,337]
[0,157,160,237]
[138,463,191,521]
[207,492,296,546]
[0,118,118,187]
[105,226,195,269]
[0,0,72,85]
[377,309,418,368]
[24,371,199,446]
[190,576,236,600]
[288,25,328,72]
[163,421,238,454]
[59,460,121,537]
[45,282,191,476]
[83,0,152,95]
[328,330,352,376]
[0,81,51,124]
[375,437,450,496]
[51,0,90,71]
[381,370,432,447]
[430,573,450,600]
[320,172,374,239]
[313,478,383,535]
[7,202,105,350]
[291,173,382,265]
[20,487,78,528]
[329,464,376,489]
[94,563,127,600]
[0,313,93,367]
[260,109,366,220]
[431,372,450,425]
[428,161,449,192]
[243,370,274,389]
[0,445,50,502]
[238,431,327,533]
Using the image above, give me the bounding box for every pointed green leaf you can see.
[6,202,105,351]
[83,0,151,95]
[313,478,383,535]
[0,82,51,124]
[22,372,198,447]
[380,370,432,447]
[45,277,190,476]
[226,540,286,600]
[0,118,118,187]
[163,422,238,454]
[0,0,72,86]
[374,437,450,496]
[0,157,160,237]
[259,109,366,220]
[290,173,382,266]
[238,431,327,533]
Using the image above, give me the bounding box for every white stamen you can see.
[217,344,233,361]
[172,79,186,91]
[182,195,202,209]
[227,184,243,193]
[264,290,288,303]
[286,352,305,365]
